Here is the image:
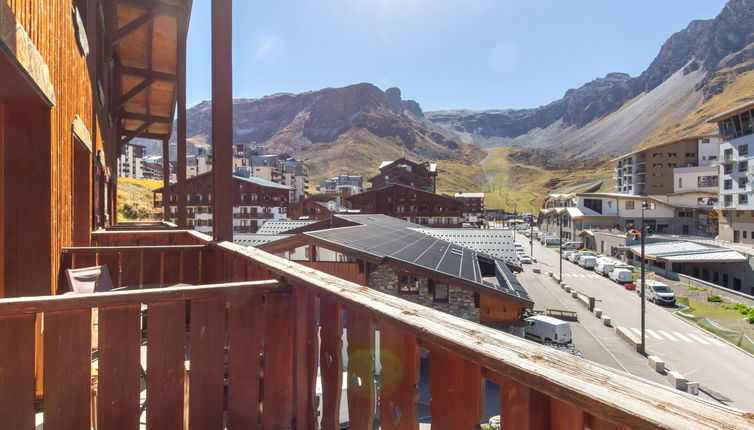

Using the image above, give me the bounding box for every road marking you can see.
[686,333,710,345]
[672,332,694,343]
[645,329,663,340]
[630,327,642,337]
[657,330,678,341]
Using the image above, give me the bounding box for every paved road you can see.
[523,240,754,410]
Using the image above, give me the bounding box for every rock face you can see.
[426,0,754,155]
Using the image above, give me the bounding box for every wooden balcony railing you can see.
[0,228,752,429]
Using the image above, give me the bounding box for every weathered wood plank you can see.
[379,324,419,430]
[293,286,318,429]
[183,248,202,284]
[347,309,376,429]
[43,310,91,430]
[0,314,36,429]
[142,247,163,284]
[319,297,343,430]
[428,347,483,430]
[0,280,283,316]
[98,252,122,289]
[492,372,549,430]
[146,301,186,430]
[189,297,226,430]
[263,292,294,429]
[550,398,586,430]
[97,305,141,430]
[227,293,263,429]
[163,250,182,284]
[587,414,631,430]
[121,250,142,286]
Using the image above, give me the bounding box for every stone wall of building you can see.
[367,264,480,321]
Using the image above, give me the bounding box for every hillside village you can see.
[2,0,754,428]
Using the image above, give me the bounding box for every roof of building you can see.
[610,133,719,162]
[234,234,293,247]
[455,193,485,198]
[236,174,293,190]
[620,241,746,263]
[379,158,437,172]
[349,182,458,201]
[280,214,532,306]
[411,228,519,264]
[707,100,754,123]
[256,220,319,235]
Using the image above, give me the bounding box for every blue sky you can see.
[185,0,727,112]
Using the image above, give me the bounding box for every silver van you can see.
[524,315,572,344]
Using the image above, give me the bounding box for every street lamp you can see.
[638,200,654,355]
[559,212,564,283]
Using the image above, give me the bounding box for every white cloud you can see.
[254,34,285,64]
[488,42,519,73]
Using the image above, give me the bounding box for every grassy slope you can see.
[117,178,162,221]
[480,147,614,213]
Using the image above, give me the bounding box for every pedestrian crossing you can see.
[621,327,727,346]
[561,273,603,279]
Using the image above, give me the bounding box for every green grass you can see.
[707,294,723,303]
[684,297,752,323]
[688,285,708,292]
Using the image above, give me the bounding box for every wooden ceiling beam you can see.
[133,132,171,141]
[120,120,155,145]
[117,76,155,108]
[115,64,176,82]
[116,0,179,17]
[119,111,173,124]
[111,10,156,45]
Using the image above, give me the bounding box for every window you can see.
[702,138,710,143]
[724,164,733,174]
[740,161,749,172]
[625,201,635,210]
[398,274,420,294]
[724,179,733,190]
[685,152,696,158]
[583,199,603,214]
[698,175,718,187]
[738,177,748,188]
[739,194,748,205]
[678,177,682,189]
[740,144,749,156]
[667,153,677,158]
[653,152,662,158]
[428,279,449,303]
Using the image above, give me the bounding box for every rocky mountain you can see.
[149,83,484,194]
[426,0,754,159]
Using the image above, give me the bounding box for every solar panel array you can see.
[256,220,318,235]
[306,214,531,302]
[414,228,520,264]
[233,234,293,247]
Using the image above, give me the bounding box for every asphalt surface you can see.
[520,239,754,411]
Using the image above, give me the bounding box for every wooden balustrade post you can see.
[492,373,549,430]
[428,346,483,430]
[228,293,263,429]
[263,292,295,429]
[347,309,376,429]
[379,324,419,430]
[319,297,343,430]
[293,286,318,429]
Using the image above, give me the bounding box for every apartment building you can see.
[455,192,485,223]
[349,183,463,227]
[117,143,146,179]
[538,192,715,240]
[613,134,719,195]
[154,172,292,234]
[369,157,438,192]
[710,101,754,244]
[320,174,364,195]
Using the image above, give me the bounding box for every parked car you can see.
[539,235,554,245]
[578,256,598,270]
[544,237,561,247]
[524,315,572,344]
[561,250,573,260]
[562,241,583,250]
[520,254,532,264]
[594,259,616,276]
[636,280,676,305]
[609,268,634,284]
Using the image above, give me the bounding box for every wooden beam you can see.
[120,120,154,146]
[132,132,170,141]
[163,137,171,221]
[119,111,173,124]
[117,77,155,108]
[116,0,179,17]
[111,10,156,45]
[114,64,176,82]
[211,0,233,241]
[176,5,188,229]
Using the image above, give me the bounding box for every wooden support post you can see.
[162,137,171,221]
[176,6,188,229]
[0,102,4,298]
[428,347,483,430]
[211,0,233,242]
[492,372,549,430]
[379,324,419,430]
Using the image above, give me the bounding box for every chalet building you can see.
[455,192,485,223]
[539,192,716,241]
[320,174,364,195]
[258,215,533,328]
[369,158,438,192]
[154,173,292,233]
[117,143,146,179]
[348,183,463,227]
[613,134,719,195]
[288,193,359,220]
[709,101,754,244]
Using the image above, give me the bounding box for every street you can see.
[518,239,754,410]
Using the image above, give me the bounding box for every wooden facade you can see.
[369,157,437,192]
[349,182,464,227]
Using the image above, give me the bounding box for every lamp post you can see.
[530,221,534,258]
[559,213,564,283]
[638,200,653,355]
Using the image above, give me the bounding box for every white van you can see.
[595,259,615,276]
[610,268,634,284]
[578,256,597,269]
[524,315,572,344]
